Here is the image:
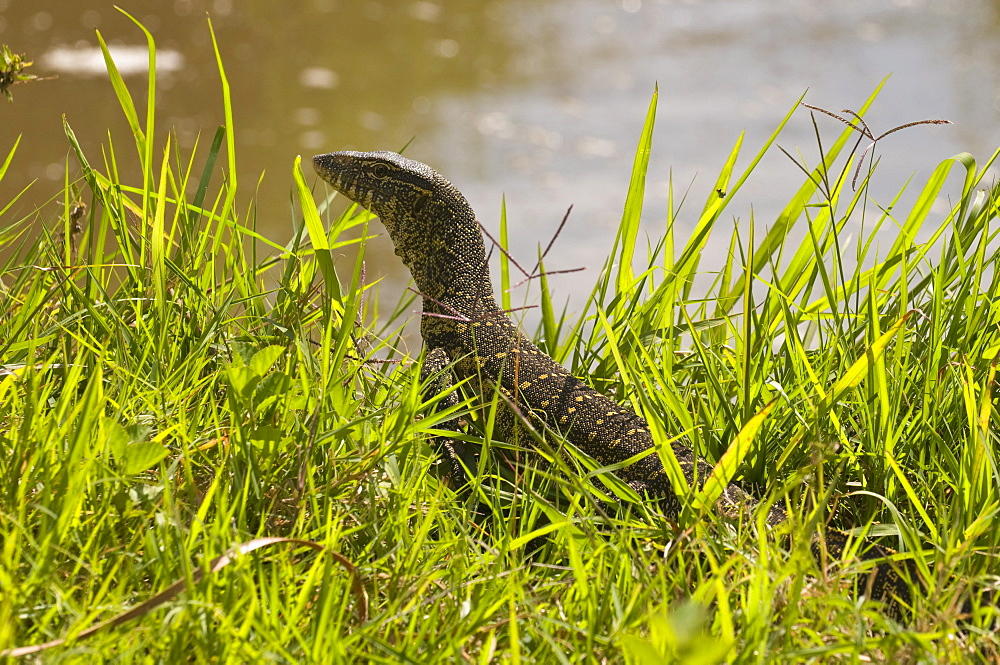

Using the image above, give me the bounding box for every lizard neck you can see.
[380,188,498,314]
[311,150,498,312]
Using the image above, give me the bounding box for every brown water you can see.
[2,0,999,314]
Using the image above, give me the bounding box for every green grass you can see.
[2,16,1000,663]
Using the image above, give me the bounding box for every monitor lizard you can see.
[312,149,915,617]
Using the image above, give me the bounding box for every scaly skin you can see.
[312,149,913,614]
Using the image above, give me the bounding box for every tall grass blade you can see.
[207,17,238,223]
[611,86,657,296]
[693,400,775,515]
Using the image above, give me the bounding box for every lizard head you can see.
[312,151,472,235]
[312,150,490,301]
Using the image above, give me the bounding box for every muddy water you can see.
[2,0,998,319]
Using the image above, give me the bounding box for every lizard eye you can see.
[371,163,389,179]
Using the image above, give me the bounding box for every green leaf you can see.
[0,134,20,181]
[102,417,169,476]
[121,441,170,476]
[250,345,284,376]
[102,417,131,463]
[614,86,657,294]
[248,425,282,455]
[694,400,775,513]
[499,196,511,312]
[828,310,911,402]
[254,372,292,411]
[206,15,238,222]
[95,29,143,151]
[295,154,330,252]
[293,155,342,302]
[226,365,258,400]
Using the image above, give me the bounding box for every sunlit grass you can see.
[1,13,999,663]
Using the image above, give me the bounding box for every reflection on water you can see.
[1,0,999,315]
[41,44,185,76]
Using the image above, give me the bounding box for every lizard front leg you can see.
[420,346,479,488]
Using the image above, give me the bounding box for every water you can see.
[2,0,998,316]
